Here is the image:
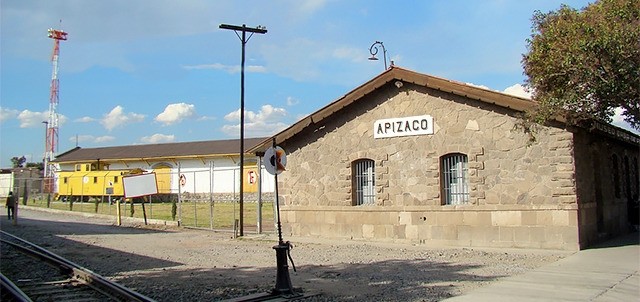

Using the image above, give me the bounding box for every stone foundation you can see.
[281,205,580,250]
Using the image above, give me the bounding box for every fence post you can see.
[193,170,197,227]
[177,162,182,226]
[257,156,263,234]
[209,161,214,230]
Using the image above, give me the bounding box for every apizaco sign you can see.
[374,115,434,139]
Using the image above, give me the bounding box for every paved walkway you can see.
[443,233,640,302]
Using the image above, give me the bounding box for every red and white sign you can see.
[264,146,287,175]
[247,171,257,184]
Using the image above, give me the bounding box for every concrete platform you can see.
[443,233,640,301]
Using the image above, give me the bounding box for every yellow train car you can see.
[56,162,144,201]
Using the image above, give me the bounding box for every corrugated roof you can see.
[53,137,268,163]
[248,66,537,153]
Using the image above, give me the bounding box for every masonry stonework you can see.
[276,82,587,250]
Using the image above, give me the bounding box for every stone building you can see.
[250,66,639,250]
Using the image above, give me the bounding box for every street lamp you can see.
[219,23,267,237]
[368,41,388,70]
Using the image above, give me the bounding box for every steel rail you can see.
[0,230,156,302]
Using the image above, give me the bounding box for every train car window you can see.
[75,164,81,172]
[85,164,90,171]
[114,176,118,183]
[64,177,68,184]
[91,164,96,170]
[93,177,98,183]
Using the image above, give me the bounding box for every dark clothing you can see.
[6,194,15,220]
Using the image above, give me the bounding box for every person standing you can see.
[6,191,16,220]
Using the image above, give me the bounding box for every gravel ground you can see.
[0,207,571,301]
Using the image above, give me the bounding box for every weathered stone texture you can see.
[275,82,636,250]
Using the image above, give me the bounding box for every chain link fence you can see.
[1,167,277,234]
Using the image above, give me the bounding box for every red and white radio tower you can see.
[44,27,67,190]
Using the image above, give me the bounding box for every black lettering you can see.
[377,123,384,134]
[384,122,391,132]
[396,121,403,132]
[413,120,420,131]
[404,121,411,132]
[421,119,428,130]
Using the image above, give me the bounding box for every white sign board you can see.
[122,173,158,198]
[374,115,434,139]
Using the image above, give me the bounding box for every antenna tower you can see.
[44,27,67,191]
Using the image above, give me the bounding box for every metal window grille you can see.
[612,154,621,198]
[441,153,469,205]
[353,159,375,206]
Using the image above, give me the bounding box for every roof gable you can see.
[249,66,536,152]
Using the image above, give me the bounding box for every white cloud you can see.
[182,63,267,74]
[155,103,196,125]
[222,104,289,137]
[465,82,490,90]
[503,83,532,99]
[95,136,116,143]
[17,110,48,128]
[75,116,96,123]
[140,133,175,144]
[16,110,67,128]
[224,104,287,122]
[101,106,145,131]
[0,107,19,122]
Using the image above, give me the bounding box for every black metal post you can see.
[219,23,267,237]
[270,138,295,296]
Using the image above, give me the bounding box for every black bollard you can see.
[272,242,294,295]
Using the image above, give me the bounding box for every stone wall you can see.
[277,82,582,249]
[572,129,638,248]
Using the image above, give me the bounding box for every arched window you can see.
[441,153,469,205]
[612,154,621,198]
[624,156,631,199]
[352,159,375,206]
[633,157,639,199]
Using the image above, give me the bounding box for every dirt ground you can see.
[0,207,571,301]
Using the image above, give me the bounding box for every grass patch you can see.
[25,198,276,232]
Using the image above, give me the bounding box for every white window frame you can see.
[441,153,469,205]
[353,159,375,206]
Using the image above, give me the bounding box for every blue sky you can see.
[2,0,633,168]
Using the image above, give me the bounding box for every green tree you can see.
[10,156,26,168]
[25,162,44,170]
[522,0,640,130]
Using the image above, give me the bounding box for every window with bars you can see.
[352,159,375,206]
[441,153,469,205]
[612,154,621,198]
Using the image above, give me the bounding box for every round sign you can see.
[179,174,186,187]
[264,146,287,175]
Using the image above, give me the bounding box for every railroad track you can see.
[222,291,321,302]
[0,230,156,302]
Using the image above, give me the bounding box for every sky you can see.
[1,0,635,168]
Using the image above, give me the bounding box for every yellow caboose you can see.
[56,162,143,201]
